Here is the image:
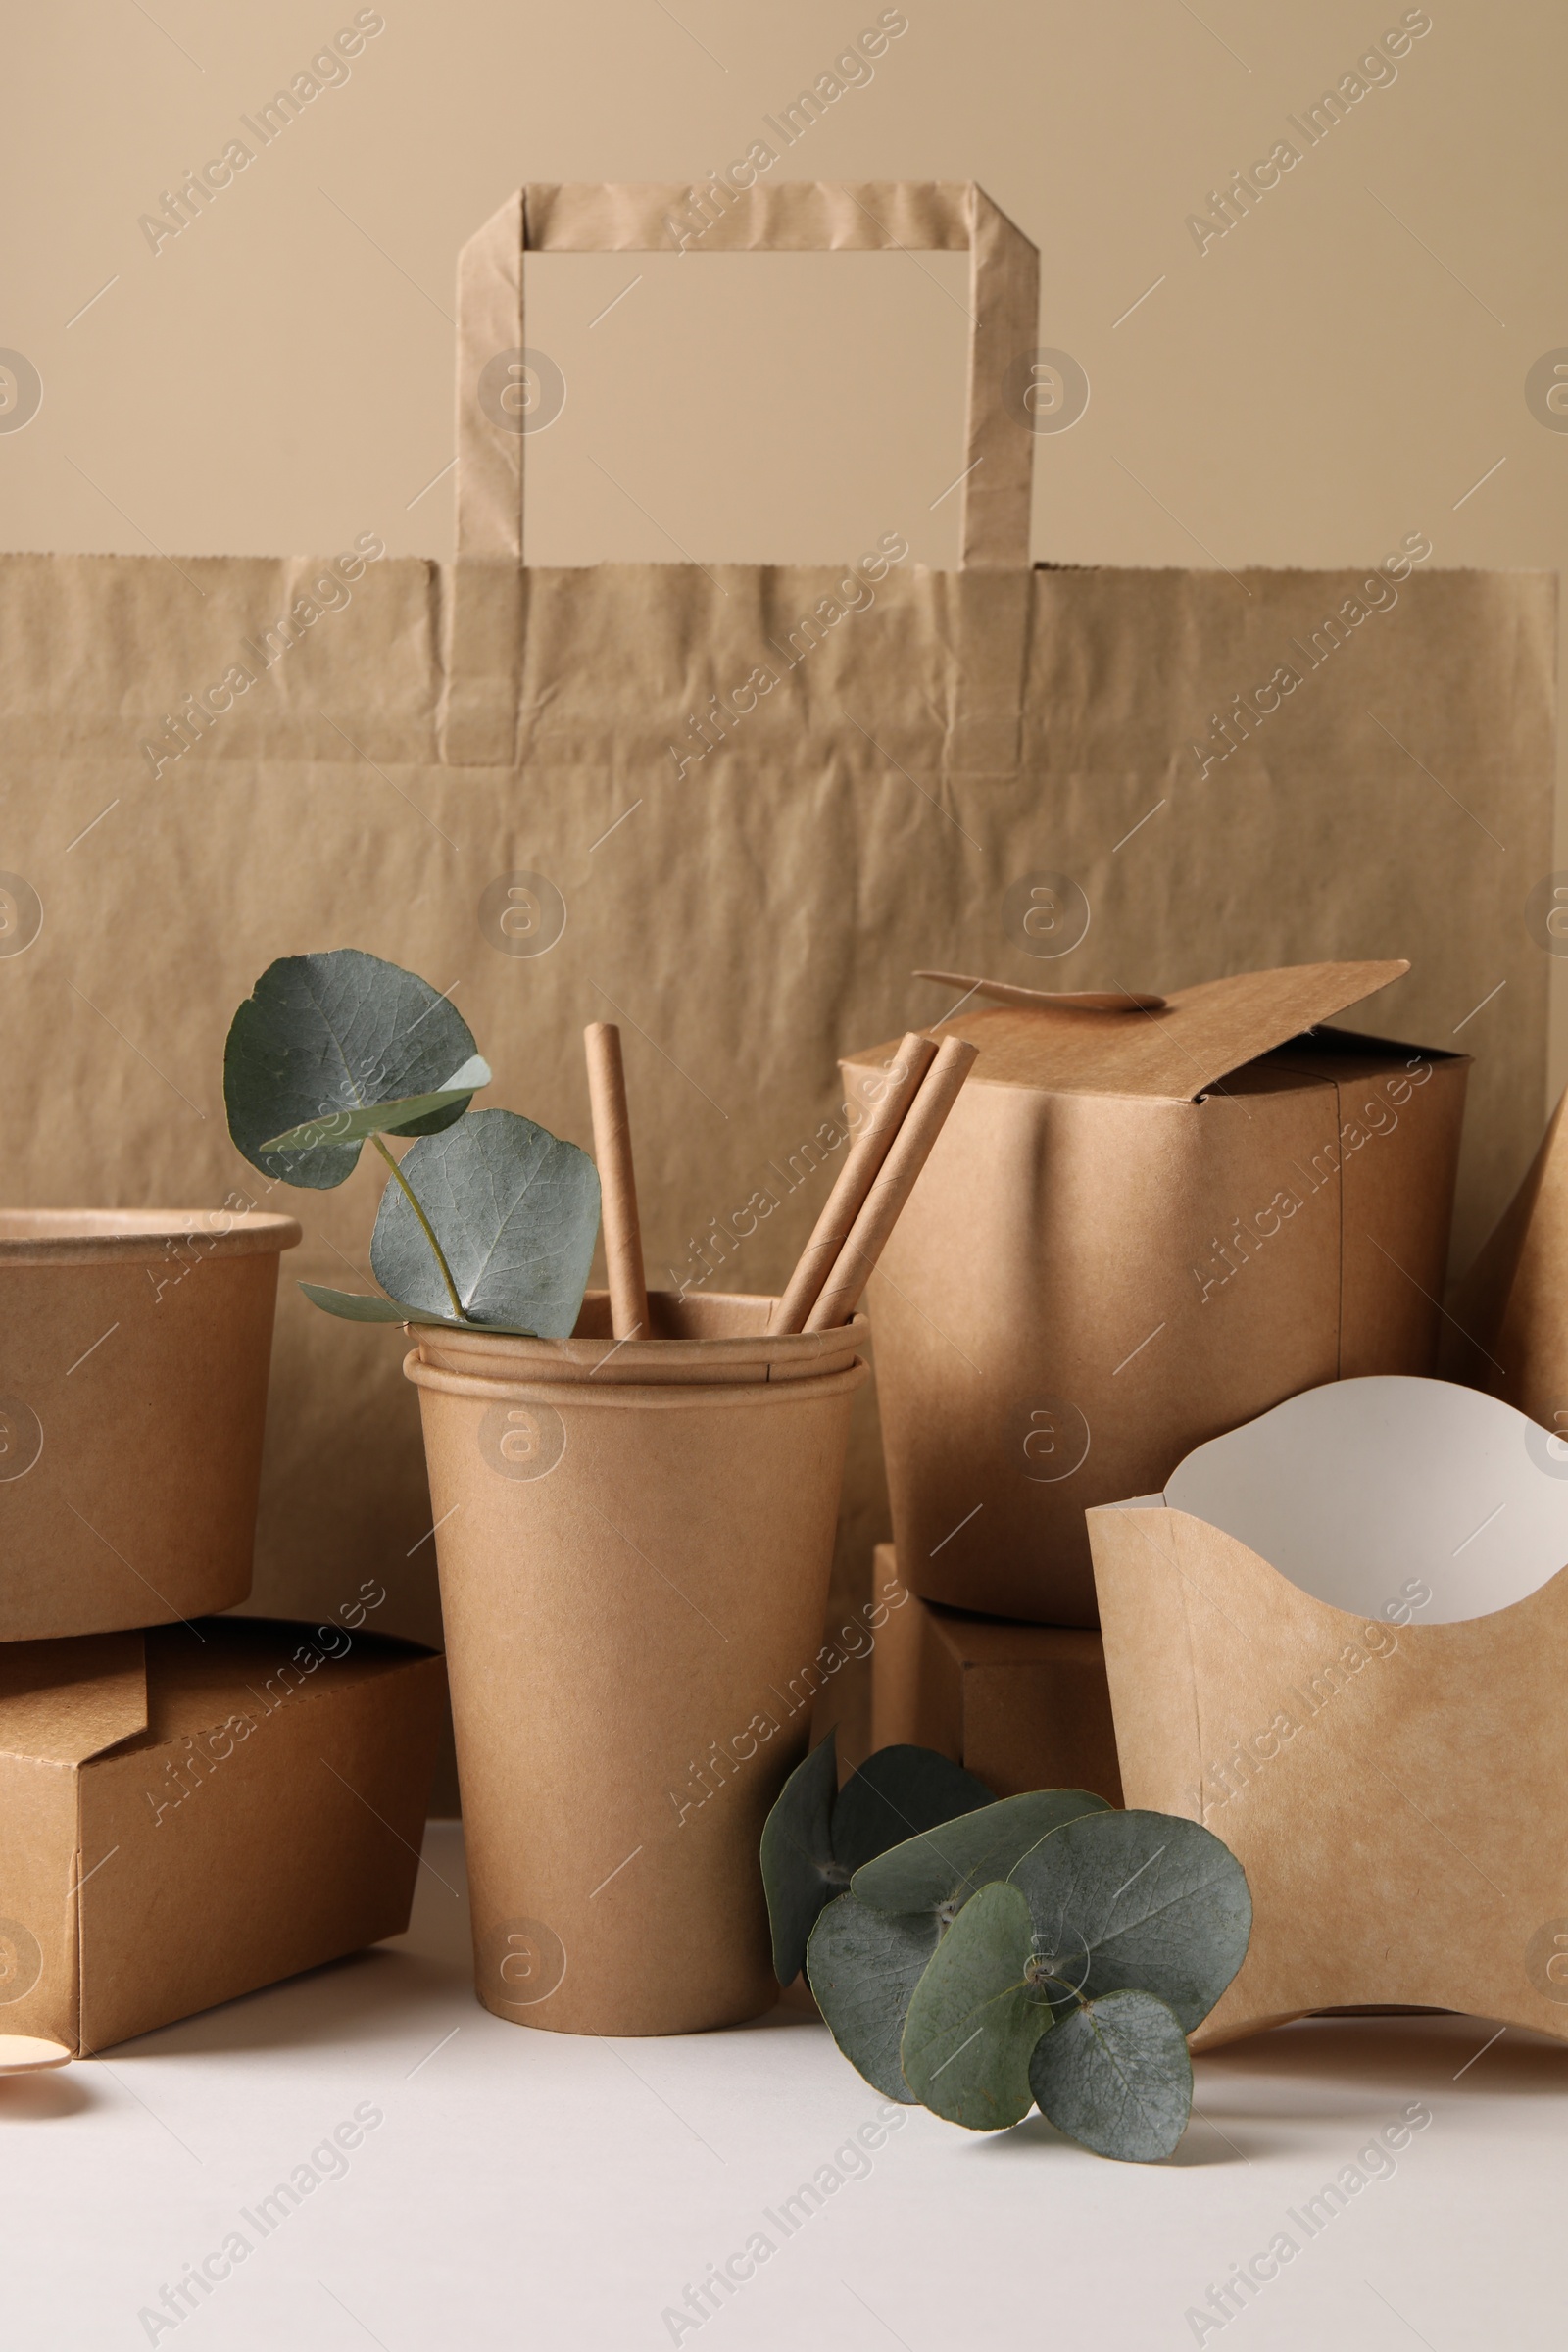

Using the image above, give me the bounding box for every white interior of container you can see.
[1144,1375,1568,1625]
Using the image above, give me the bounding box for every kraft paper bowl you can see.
[0,1209,301,1641]
[405,1337,869,2036]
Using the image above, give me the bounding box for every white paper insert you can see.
[1160,1376,1568,1624]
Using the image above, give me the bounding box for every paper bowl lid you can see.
[1164,1375,1568,1624]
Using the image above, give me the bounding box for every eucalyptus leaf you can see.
[369,1109,601,1340]
[260,1056,492,1152]
[760,1731,842,1984]
[806,1894,939,2104]
[852,1788,1112,1919]
[296,1281,546,1337]
[830,1746,993,1878]
[298,1284,448,1326]
[899,1882,1050,2131]
[761,1737,995,1985]
[1028,1988,1193,2162]
[1008,1808,1251,2032]
[225,950,481,1189]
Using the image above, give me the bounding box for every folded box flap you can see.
[893,958,1412,1099]
[0,1633,148,1765]
[1139,960,1413,1098]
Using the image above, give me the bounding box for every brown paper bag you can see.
[0,181,1552,1652]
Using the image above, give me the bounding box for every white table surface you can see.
[8,1822,1559,2351]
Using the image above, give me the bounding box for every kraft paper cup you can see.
[405,1340,869,2036]
[412,1288,865,1385]
[0,1210,300,1640]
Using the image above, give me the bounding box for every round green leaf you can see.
[1028,1988,1192,2162]
[763,1740,993,1989]
[260,1055,491,1152]
[831,1746,993,1877]
[806,1893,938,2103]
[900,1882,1051,2130]
[298,1284,546,1338]
[298,1284,446,1326]
[225,950,480,1189]
[369,1109,601,1339]
[852,1788,1112,1919]
[760,1731,842,1984]
[1009,1808,1251,2033]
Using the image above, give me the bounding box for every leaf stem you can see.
[371,1134,472,1324]
[1025,1961,1090,2010]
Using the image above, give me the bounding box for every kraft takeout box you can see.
[843,961,1467,1625]
[0,1616,444,2054]
[1089,1375,1568,2048]
[0,1210,300,1641]
[1445,1083,1568,1431]
[867,1544,1122,1802]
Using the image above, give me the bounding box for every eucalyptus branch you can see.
[761,1737,1250,2162]
[225,951,601,1338]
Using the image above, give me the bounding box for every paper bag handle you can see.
[454,180,1040,572]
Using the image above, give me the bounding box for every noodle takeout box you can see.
[842,961,1468,1626]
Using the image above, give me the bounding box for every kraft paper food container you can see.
[842,961,1468,1627]
[867,1544,1123,1804]
[0,1616,444,2053]
[1445,1083,1568,1429]
[405,1341,869,2036]
[1088,1375,1568,2050]
[412,1289,864,1385]
[0,1210,301,1642]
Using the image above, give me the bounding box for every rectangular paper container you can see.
[867,1545,1122,1802]
[0,1617,444,2052]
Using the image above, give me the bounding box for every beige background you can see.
[2,0,1564,1786]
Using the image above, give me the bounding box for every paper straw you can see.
[804,1036,979,1331]
[584,1023,649,1342]
[770,1032,938,1334]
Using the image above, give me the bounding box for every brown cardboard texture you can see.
[0,1211,300,1641]
[868,1544,1122,1803]
[0,1618,444,2053]
[406,1303,868,2036]
[844,961,1468,1625]
[1087,1376,1568,2049]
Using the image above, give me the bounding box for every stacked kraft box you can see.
[0,1214,445,2055]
